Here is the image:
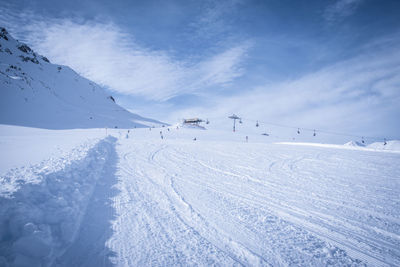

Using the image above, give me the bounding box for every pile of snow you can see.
[0,28,161,129]
[344,140,400,152]
[0,137,117,266]
[0,125,111,176]
[368,140,400,151]
[344,140,366,147]
[277,141,400,154]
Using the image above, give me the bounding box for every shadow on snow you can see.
[0,137,120,267]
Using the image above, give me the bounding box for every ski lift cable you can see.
[239,117,387,141]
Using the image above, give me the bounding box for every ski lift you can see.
[313,129,316,137]
[297,128,300,134]
[228,114,240,132]
[384,138,387,145]
[256,121,259,127]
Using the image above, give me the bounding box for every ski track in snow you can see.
[0,136,118,267]
[106,137,400,266]
[1,130,400,266]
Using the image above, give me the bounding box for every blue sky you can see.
[1,0,399,140]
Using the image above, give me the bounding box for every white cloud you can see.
[0,8,249,101]
[166,41,400,139]
[189,0,242,40]
[324,0,364,22]
[188,43,250,89]
[30,20,248,100]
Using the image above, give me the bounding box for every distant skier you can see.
[246,136,248,142]
[193,137,197,141]
[161,135,164,139]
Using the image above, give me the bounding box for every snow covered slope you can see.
[0,28,161,129]
[368,140,400,151]
[1,125,399,266]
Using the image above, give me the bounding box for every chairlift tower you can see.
[228,114,241,132]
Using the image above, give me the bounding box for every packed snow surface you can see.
[1,125,399,266]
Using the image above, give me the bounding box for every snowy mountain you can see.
[0,28,161,129]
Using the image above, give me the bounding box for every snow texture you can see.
[1,125,399,266]
[0,136,117,266]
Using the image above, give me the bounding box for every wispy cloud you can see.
[0,7,249,101]
[323,0,364,23]
[188,0,242,40]
[188,43,250,89]
[166,38,400,139]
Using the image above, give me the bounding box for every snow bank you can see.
[343,140,400,152]
[368,140,400,151]
[0,125,108,175]
[0,136,117,267]
[344,140,365,147]
[277,141,400,154]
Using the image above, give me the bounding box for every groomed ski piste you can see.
[1,124,399,266]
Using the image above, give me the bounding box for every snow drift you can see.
[344,140,366,147]
[368,140,400,151]
[344,140,400,152]
[0,136,117,266]
[0,28,161,129]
